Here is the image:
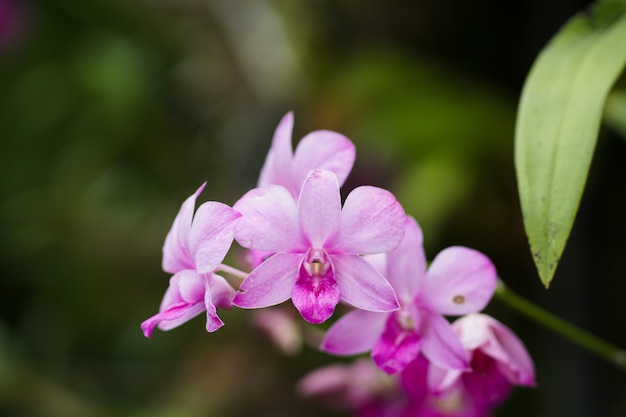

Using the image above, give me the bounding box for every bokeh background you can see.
[2,0,626,416]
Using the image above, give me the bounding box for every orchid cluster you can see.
[142,112,536,417]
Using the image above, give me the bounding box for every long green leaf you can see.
[515,3,626,288]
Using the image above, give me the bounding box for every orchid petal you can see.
[258,112,295,192]
[453,313,492,350]
[372,313,422,374]
[420,246,497,316]
[320,309,389,356]
[427,365,463,395]
[332,254,399,312]
[233,253,301,308]
[234,185,307,252]
[385,216,426,304]
[476,315,536,386]
[421,311,468,371]
[298,170,341,247]
[162,183,206,274]
[171,269,205,304]
[207,273,236,309]
[142,301,205,337]
[142,302,191,337]
[362,253,387,275]
[292,263,340,324]
[329,186,405,255]
[189,201,240,274]
[204,276,224,332]
[292,130,356,189]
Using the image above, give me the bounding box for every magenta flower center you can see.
[303,248,331,278]
[292,248,340,324]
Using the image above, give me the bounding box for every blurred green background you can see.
[2,0,626,416]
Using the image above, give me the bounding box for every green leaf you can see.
[515,2,626,288]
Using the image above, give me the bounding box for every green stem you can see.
[216,264,249,281]
[494,279,626,370]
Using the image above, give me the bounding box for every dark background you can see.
[2,0,625,416]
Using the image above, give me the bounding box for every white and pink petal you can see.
[189,201,241,274]
[320,309,389,356]
[233,253,302,309]
[162,183,206,274]
[329,186,405,255]
[258,111,295,192]
[292,130,355,189]
[332,254,399,312]
[420,311,469,372]
[298,170,341,248]
[419,246,497,316]
[234,185,307,252]
[385,216,426,305]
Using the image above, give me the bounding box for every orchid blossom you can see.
[246,111,357,268]
[321,216,497,375]
[233,169,405,324]
[141,183,241,337]
[428,313,536,408]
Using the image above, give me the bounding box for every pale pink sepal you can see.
[421,311,469,372]
[234,185,307,253]
[141,302,204,338]
[161,183,206,274]
[333,254,399,312]
[320,309,389,356]
[257,112,356,198]
[455,313,536,387]
[258,111,295,191]
[419,246,497,316]
[329,186,406,255]
[385,216,426,305]
[292,129,355,191]
[204,276,224,332]
[190,201,241,274]
[297,169,341,248]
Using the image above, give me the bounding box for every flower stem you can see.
[494,279,626,371]
[216,264,249,281]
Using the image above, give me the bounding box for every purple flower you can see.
[141,183,241,337]
[233,169,405,324]
[321,217,497,374]
[297,358,394,412]
[245,112,356,269]
[258,111,356,198]
[429,313,536,408]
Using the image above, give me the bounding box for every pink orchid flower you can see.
[428,313,536,408]
[321,216,497,375]
[141,183,241,337]
[233,169,405,324]
[258,111,356,198]
[245,111,357,269]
